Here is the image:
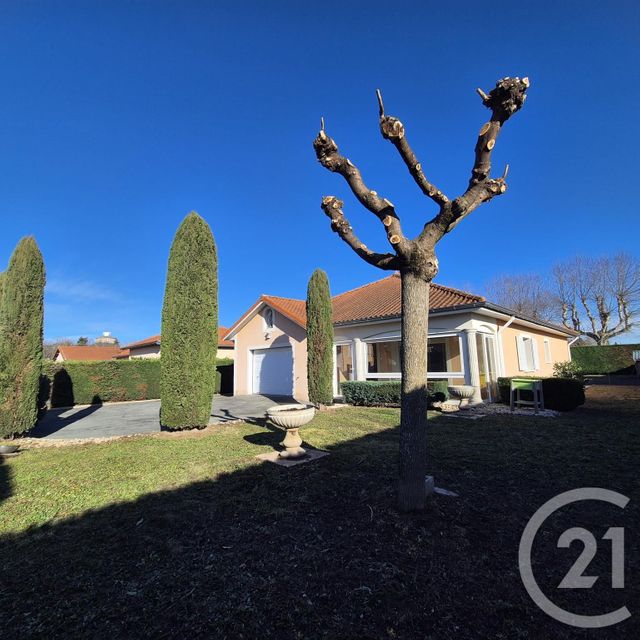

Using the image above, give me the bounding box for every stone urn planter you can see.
[447,385,476,408]
[266,404,316,459]
[0,444,20,455]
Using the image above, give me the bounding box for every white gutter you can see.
[496,315,516,376]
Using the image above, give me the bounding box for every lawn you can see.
[0,387,638,639]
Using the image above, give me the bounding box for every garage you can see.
[251,346,293,396]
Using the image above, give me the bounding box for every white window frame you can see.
[363,333,466,380]
[263,307,274,330]
[543,338,552,364]
[516,334,539,372]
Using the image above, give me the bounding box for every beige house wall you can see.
[129,345,161,359]
[217,347,235,360]
[500,320,571,377]
[233,307,308,401]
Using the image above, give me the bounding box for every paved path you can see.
[31,395,296,440]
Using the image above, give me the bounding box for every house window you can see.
[365,335,464,381]
[517,335,539,372]
[367,341,400,375]
[543,339,552,364]
[264,308,274,330]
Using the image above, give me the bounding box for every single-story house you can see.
[54,345,124,362]
[120,327,234,360]
[224,273,578,403]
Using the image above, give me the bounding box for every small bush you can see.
[341,380,449,407]
[497,376,585,412]
[553,360,585,383]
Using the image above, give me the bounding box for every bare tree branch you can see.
[376,89,449,207]
[422,78,528,240]
[320,196,400,270]
[313,126,411,256]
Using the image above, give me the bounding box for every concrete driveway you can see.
[31,395,296,440]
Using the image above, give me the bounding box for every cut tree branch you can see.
[320,196,401,271]
[313,125,410,256]
[421,78,529,241]
[376,89,449,207]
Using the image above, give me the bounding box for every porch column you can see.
[353,338,367,381]
[463,329,483,404]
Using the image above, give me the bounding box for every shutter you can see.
[516,336,527,371]
[532,338,540,371]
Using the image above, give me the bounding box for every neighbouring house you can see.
[224,273,579,403]
[120,327,234,360]
[54,344,124,362]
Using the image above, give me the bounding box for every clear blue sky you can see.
[1,1,638,344]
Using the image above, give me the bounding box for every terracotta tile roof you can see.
[114,348,131,359]
[262,296,307,328]
[55,345,124,361]
[217,327,234,348]
[123,328,233,350]
[226,274,485,336]
[332,273,484,324]
[123,334,161,349]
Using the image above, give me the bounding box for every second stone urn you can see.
[266,404,316,459]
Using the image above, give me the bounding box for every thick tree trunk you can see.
[398,270,430,512]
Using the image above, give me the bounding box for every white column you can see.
[353,338,367,381]
[464,329,483,404]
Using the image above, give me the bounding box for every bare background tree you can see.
[554,253,640,345]
[314,77,528,511]
[43,338,73,359]
[486,273,554,320]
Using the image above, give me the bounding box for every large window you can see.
[367,341,400,375]
[365,335,464,380]
[516,335,539,372]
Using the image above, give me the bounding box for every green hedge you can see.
[497,376,585,412]
[41,358,232,408]
[341,380,449,407]
[570,344,640,375]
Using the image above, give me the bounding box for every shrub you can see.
[342,380,449,407]
[306,269,334,406]
[571,344,640,375]
[553,360,585,383]
[0,237,45,437]
[42,359,162,407]
[161,213,218,429]
[497,376,585,412]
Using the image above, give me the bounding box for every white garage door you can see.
[252,346,293,396]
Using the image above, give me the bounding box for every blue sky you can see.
[1,1,639,344]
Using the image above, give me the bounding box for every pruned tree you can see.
[306,268,334,406]
[0,237,46,437]
[554,253,640,345]
[76,336,89,346]
[160,212,218,429]
[486,273,555,321]
[313,77,528,511]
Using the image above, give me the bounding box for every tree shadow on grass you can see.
[0,410,637,639]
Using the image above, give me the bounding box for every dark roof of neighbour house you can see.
[122,327,233,351]
[225,273,578,338]
[55,345,124,361]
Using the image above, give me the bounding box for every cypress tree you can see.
[306,268,334,406]
[0,237,46,437]
[160,212,218,429]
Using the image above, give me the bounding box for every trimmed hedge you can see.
[497,376,585,412]
[570,344,640,375]
[341,380,449,407]
[41,358,232,408]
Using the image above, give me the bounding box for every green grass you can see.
[0,389,638,638]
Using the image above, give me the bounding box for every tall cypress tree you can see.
[0,237,46,437]
[160,212,218,429]
[306,268,334,406]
